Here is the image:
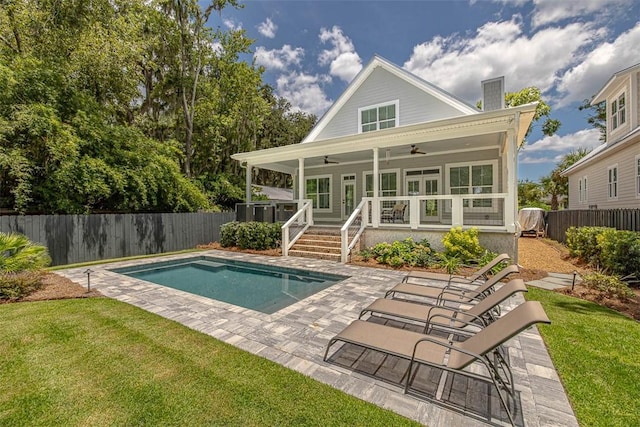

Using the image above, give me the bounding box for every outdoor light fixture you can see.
[84,268,93,293]
[572,270,577,291]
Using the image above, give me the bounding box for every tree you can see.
[578,98,606,142]
[541,148,590,210]
[518,180,547,210]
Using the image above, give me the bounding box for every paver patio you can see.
[56,250,578,426]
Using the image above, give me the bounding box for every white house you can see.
[563,63,640,210]
[232,56,537,262]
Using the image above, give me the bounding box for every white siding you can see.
[316,67,467,141]
[566,141,640,209]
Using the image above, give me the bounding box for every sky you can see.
[216,0,640,182]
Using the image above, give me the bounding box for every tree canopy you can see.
[0,0,312,213]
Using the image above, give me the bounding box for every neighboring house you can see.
[232,56,536,261]
[563,63,640,210]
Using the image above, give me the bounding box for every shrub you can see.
[0,232,51,272]
[367,238,433,268]
[582,272,635,301]
[442,227,484,262]
[565,226,608,264]
[0,271,45,301]
[219,221,281,250]
[436,253,462,274]
[596,229,640,278]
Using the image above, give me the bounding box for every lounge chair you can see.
[385,264,520,305]
[360,279,527,334]
[402,253,510,284]
[381,203,407,223]
[324,301,550,426]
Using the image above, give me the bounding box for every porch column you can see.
[245,163,252,202]
[505,128,518,233]
[298,158,305,210]
[372,147,380,227]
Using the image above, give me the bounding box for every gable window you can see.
[608,165,618,199]
[611,92,626,130]
[306,175,331,210]
[358,101,399,133]
[447,162,496,208]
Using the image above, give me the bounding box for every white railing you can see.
[362,193,510,230]
[340,199,368,263]
[281,199,313,257]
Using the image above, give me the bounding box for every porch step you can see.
[297,235,341,243]
[304,226,342,236]
[288,249,342,262]
[291,243,341,254]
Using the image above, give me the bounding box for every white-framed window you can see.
[363,169,400,209]
[611,92,626,130]
[358,100,399,133]
[635,155,640,198]
[607,165,618,199]
[445,160,498,210]
[305,175,332,211]
[579,176,587,203]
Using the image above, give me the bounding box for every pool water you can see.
[112,257,347,314]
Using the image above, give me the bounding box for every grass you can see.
[527,287,640,427]
[0,298,418,427]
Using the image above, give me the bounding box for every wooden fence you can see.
[546,209,640,243]
[0,212,235,266]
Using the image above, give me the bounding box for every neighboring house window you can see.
[636,155,640,197]
[579,176,587,203]
[358,101,399,133]
[306,175,331,210]
[611,92,626,130]
[447,162,496,208]
[608,165,618,199]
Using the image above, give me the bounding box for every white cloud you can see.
[555,22,640,107]
[519,128,601,164]
[530,0,633,28]
[254,45,305,71]
[318,26,363,82]
[257,17,277,38]
[276,72,333,116]
[223,18,242,31]
[403,17,601,104]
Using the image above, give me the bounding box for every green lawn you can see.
[527,287,640,427]
[0,298,418,427]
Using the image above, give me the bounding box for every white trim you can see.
[340,173,357,220]
[607,164,618,199]
[610,89,627,134]
[635,154,640,199]
[305,174,333,212]
[357,99,400,134]
[445,159,499,213]
[362,168,402,197]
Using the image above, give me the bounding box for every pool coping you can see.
[55,250,578,427]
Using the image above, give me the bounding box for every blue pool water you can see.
[112,257,347,314]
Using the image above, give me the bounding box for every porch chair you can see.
[324,301,551,427]
[360,279,527,335]
[385,265,520,307]
[402,253,511,284]
[381,203,406,223]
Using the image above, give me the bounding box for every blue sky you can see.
[217,0,640,182]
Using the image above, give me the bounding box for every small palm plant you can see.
[0,232,51,272]
[0,232,51,300]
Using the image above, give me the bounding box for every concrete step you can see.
[288,249,341,262]
[291,244,341,254]
[304,226,342,236]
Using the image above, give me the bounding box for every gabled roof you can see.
[562,127,640,175]
[302,55,479,143]
[592,62,640,104]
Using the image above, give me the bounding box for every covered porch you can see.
[231,104,536,261]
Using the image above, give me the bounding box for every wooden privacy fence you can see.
[0,212,235,266]
[547,209,640,243]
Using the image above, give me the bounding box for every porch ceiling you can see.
[232,102,537,174]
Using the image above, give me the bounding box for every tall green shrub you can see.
[0,232,51,272]
[442,227,484,262]
[219,222,281,250]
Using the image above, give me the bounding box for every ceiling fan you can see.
[410,144,426,155]
[324,156,339,164]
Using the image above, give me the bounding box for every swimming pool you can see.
[112,257,348,314]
